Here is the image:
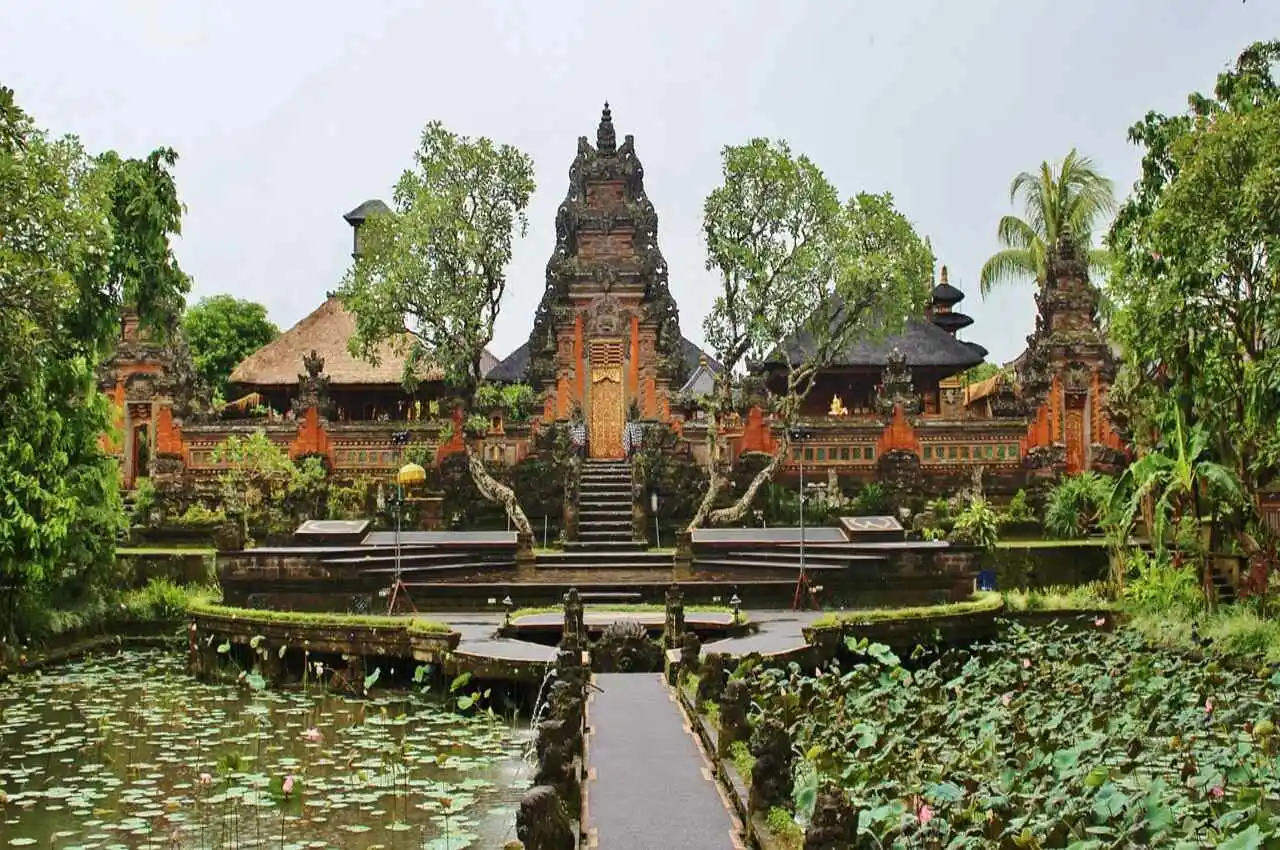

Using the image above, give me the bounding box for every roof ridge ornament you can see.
[597,101,616,154]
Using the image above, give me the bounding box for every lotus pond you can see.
[749,620,1280,847]
[0,651,529,849]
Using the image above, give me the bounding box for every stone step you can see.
[564,540,647,551]
[691,557,850,572]
[579,518,632,528]
[580,500,631,510]
[538,549,672,565]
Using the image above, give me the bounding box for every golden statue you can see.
[829,394,849,417]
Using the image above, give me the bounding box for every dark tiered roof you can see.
[486,337,722,384]
[763,317,985,371]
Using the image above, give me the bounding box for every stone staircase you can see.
[575,459,634,546]
[535,458,674,576]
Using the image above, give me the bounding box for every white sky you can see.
[3,1,1277,365]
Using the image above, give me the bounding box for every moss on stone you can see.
[186,601,451,634]
[809,592,1004,630]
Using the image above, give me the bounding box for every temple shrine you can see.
[99,104,1127,507]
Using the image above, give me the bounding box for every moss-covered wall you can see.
[992,542,1109,588]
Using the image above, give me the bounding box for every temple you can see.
[100,104,1127,513]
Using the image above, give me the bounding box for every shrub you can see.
[1122,548,1203,615]
[1044,472,1113,539]
[951,497,999,549]
[854,482,888,515]
[1001,489,1036,524]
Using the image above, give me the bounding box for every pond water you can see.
[0,651,531,849]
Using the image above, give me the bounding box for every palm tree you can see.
[979,149,1117,296]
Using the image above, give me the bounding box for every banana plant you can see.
[1111,406,1243,558]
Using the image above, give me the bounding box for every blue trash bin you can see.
[977,569,996,591]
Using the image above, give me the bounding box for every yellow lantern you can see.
[396,461,427,488]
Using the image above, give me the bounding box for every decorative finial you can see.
[940,265,949,285]
[597,101,616,154]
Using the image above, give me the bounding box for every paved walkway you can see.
[586,674,742,850]
[701,609,824,658]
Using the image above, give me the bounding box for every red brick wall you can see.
[586,181,626,210]
[578,232,635,262]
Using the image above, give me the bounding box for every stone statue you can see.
[749,717,794,814]
[696,653,729,705]
[515,785,575,850]
[717,679,750,755]
[874,347,923,417]
[592,619,662,673]
[828,394,848,416]
[803,785,857,850]
[662,584,685,649]
[680,632,703,674]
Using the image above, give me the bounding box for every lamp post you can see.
[789,427,815,611]
[649,489,660,550]
[503,594,514,627]
[387,430,418,614]
[730,592,742,626]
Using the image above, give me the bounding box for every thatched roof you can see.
[486,336,722,384]
[230,297,498,387]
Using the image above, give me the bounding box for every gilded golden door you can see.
[588,340,624,458]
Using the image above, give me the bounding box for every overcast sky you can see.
[3,1,1277,365]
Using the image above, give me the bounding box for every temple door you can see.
[588,340,624,458]
[1064,400,1085,474]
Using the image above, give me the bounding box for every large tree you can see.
[183,294,280,398]
[1106,41,1280,536]
[337,121,537,535]
[978,149,1116,295]
[0,85,189,639]
[689,139,934,529]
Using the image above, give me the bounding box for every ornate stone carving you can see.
[526,104,687,395]
[561,588,585,652]
[988,372,1027,417]
[591,619,662,673]
[584,293,627,337]
[696,652,729,705]
[662,584,685,649]
[804,785,858,850]
[717,679,750,754]
[515,785,575,850]
[292,349,334,419]
[874,347,922,417]
[679,632,702,673]
[748,716,794,814]
[1061,359,1092,398]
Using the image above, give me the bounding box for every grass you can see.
[729,740,756,784]
[117,546,216,555]
[509,602,734,620]
[764,806,803,850]
[1126,607,1280,664]
[809,591,1004,629]
[186,601,452,634]
[995,538,1109,549]
[1002,582,1114,612]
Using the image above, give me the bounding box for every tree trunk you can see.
[465,443,534,537]
[687,411,728,531]
[707,435,790,526]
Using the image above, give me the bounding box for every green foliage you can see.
[961,362,1000,384]
[0,86,189,641]
[730,740,757,784]
[1044,472,1114,539]
[187,600,451,634]
[979,148,1116,295]
[742,622,1280,845]
[337,120,536,535]
[122,578,208,622]
[1107,41,1280,533]
[1001,582,1112,612]
[694,138,933,527]
[182,294,279,397]
[1111,408,1244,555]
[1121,549,1204,616]
[765,806,803,849]
[853,482,888,516]
[131,477,157,523]
[809,593,1003,629]
[326,476,380,521]
[1001,489,1037,524]
[171,504,226,527]
[473,381,536,421]
[950,497,999,549]
[213,431,326,544]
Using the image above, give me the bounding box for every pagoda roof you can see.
[342,199,391,225]
[230,297,498,388]
[486,336,721,384]
[764,317,986,371]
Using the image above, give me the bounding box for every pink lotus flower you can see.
[198,773,213,785]
[1022,658,1031,669]
[303,727,323,743]
[1001,693,1012,707]
[1205,699,1214,714]
[918,803,934,825]
[1210,785,1224,799]
[282,775,295,796]
[1094,617,1106,627]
